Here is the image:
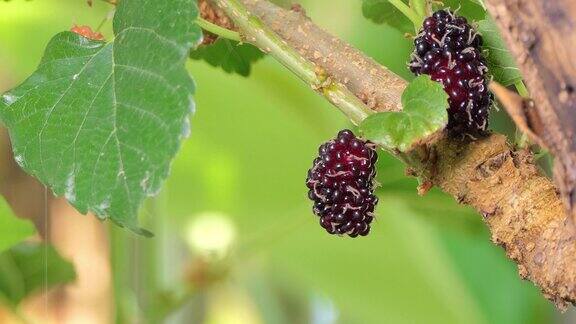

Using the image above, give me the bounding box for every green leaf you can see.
[410,0,427,17]
[439,0,487,21]
[0,197,35,253]
[0,0,202,235]
[363,0,487,33]
[468,0,486,9]
[0,242,75,306]
[360,75,448,152]
[362,0,414,34]
[190,39,265,77]
[477,18,523,86]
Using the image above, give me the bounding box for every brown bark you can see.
[484,0,576,225]
[239,0,406,112]
[433,135,576,308]
[219,0,576,308]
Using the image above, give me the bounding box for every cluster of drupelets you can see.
[306,130,379,238]
[409,9,492,135]
[307,10,492,237]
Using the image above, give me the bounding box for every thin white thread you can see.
[44,186,48,317]
[134,235,140,323]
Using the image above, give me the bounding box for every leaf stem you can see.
[513,80,530,148]
[207,0,374,124]
[476,0,487,11]
[409,0,427,19]
[389,0,424,29]
[196,18,242,42]
[514,80,529,98]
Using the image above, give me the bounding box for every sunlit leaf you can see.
[190,39,265,77]
[468,0,486,9]
[439,0,487,21]
[362,0,413,34]
[360,75,448,152]
[0,242,75,306]
[477,18,523,86]
[0,0,202,234]
[410,0,427,17]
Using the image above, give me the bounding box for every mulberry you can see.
[409,9,492,135]
[306,130,378,237]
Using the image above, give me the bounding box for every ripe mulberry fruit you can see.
[306,129,378,237]
[409,9,492,135]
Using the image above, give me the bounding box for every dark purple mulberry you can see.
[409,9,492,135]
[306,129,378,237]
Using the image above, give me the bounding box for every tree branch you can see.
[207,0,374,124]
[432,135,576,309]
[236,0,406,112]
[209,0,576,308]
[484,0,576,227]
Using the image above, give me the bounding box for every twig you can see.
[514,80,529,98]
[513,81,530,148]
[196,17,242,42]
[235,0,407,112]
[207,0,374,125]
[389,0,424,28]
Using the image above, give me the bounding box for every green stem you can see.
[410,0,427,20]
[514,80,529,98]
[208,0,374,125]
[513,81,530,148]
[476,0,487,11]
[425,0,433,16]
[196,18,242,42]
[389,0,424,29]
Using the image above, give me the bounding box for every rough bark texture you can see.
[432,134,575,308]
[217,0,576,308]
[484,0,576,226]
[240,0,405,112]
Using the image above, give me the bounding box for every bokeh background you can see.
[0,0,572,323]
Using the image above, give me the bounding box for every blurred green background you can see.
[0,0,571,323]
